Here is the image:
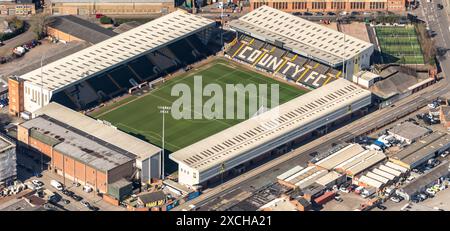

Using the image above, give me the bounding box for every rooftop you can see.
[315,143,366,170]
[229,6,373,66]
[315,171,343,187]
[388,121,430,141]
[138,191,166,204]
[441,106,450,122]
[401,161,449,195]
[50,0,173,3]
[48,15,117,44]
[21,115,135,172]
[335,149,386,176]
[390,132,449,166]
[33,102,160,161]
[20,9,215,91]
[0,133,15,152]
[170,79,371,172]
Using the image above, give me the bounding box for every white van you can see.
[83,185,93,193]
[50,180,63,191]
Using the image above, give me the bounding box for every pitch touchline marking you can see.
[116,122,183,150]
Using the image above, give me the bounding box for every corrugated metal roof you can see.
[21,10,214,92]
[315,143,365,170]
[315,171,343,187]
[33,102,160,161]
[372,169,396,181]
[379,165,402,177]
[358,175,383,189]
[277,165,304,181]
[366,172,389,184]
[385,161,408,173]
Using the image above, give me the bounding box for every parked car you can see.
[71,194,83,201]
[390,196,402,203]
[83,185,93,193]
[81,201,90,208]
[32,180,43,187]
[61,199,70,205]
[377,204,387,210]
[50,180,63,191]
[339,185,350,193]
[441,151,449,158]
[418,193,428,200]
[88,206,99,211]
[62,189,74,197]
[426,188,436,197]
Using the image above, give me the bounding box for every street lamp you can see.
[40,52,46,174]
[158,105,171,180]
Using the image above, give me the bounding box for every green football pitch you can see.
[92,60,306,153]
[375,26,424,64]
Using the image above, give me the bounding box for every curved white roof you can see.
[21,10,215,92]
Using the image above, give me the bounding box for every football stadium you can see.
[8,6,375,188]
[93,59,306,152]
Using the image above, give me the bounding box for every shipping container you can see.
[314,191,335,205]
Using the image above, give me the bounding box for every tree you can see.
[100,16,113,25]
[31,13,52,40]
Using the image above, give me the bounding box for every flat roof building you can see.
[47,15,117,44]
[398,161,449,200]
[388,122,431,144]
[18,103,161,189]
[389,132,450,169]
[0,134,16,186]
[314,143,366,170]
[48,0,176,15]
[170,79,372,187]
[334,149,386,177]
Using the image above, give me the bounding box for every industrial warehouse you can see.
[16,102,161,193]
[170,79,372,188]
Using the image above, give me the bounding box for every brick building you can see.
[249,0,405,13]
[0,0,36,16]
[48,0,176,15]
[47,15,117,44]
[16,102,162,192]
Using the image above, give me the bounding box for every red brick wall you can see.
[8,78,24,116]
[29,137,52,158]
[250,0,405,12]
[53,150,64,171]
[74,160,86,183]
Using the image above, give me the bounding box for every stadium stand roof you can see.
[48,15,117,44]
[20,10,215,91]
[33,102,161,161]
[228,5,373,66]
[170,79,371,172]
